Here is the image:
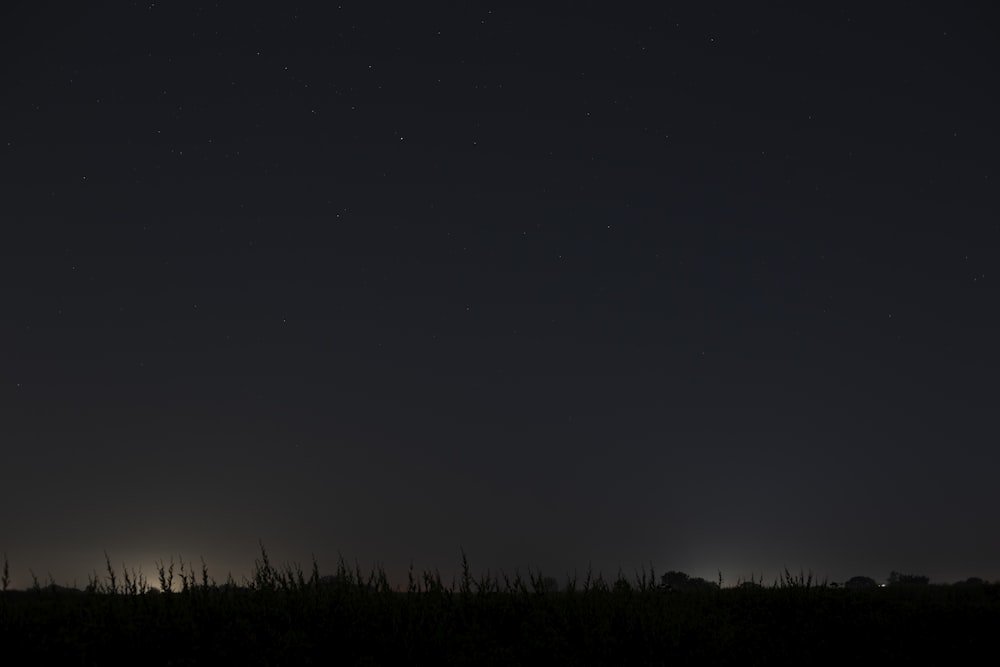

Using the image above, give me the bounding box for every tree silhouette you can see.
[660,570,718,591]
[888,571,929,586]
[955,577,986,586]
[660,570,691,590]
[845,576,877,589]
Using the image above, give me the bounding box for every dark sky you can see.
[2,1,998,590]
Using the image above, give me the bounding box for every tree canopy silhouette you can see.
[888,571,929,586]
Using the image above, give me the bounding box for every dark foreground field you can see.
[2,557,997,665]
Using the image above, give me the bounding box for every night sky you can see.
[2,1,998,590]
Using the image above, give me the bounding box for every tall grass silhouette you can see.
[0,547,997,665]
